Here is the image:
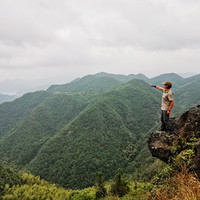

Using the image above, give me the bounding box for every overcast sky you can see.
[0,0,200,84]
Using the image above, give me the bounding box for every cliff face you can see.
[148,105,200,176]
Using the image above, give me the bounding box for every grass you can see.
[148,167,200,200]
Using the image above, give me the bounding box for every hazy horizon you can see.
[0,71,198,95]
[1,0,200,84]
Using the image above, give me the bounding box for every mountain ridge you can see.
[0,93,18,104]
[0,72,200,189]
[27,79,161,188]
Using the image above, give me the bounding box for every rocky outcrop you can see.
[148,105,200,176]
[148,131,175,163]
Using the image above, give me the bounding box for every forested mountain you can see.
[48,75,121,94]
[0,72,200,190]
[150,73,186,89]
[48,72,150,94]
[0,93,18,104]
[0,79,161,189]
[0,93,89,166]
[27,79,161,189]
[0,91,54,140]
[173,74,200,113]
[94,72,149,83]
[0,162,22,196]
[48,72,198,98]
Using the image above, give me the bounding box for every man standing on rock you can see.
[151,81,174,131]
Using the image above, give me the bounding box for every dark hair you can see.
[167,84,172,89]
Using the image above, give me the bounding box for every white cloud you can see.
[0,0,200,83]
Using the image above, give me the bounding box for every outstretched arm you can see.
[150,84,163,91]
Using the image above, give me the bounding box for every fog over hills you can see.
[0,71,199,107]
[0,93,18,104]
[0,72,197,96]
[0,79,51,96]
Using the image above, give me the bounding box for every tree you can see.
[110,168,129,197]
[95,172,107,199]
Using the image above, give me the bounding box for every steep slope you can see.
[0,162,22,196]
[150,73,186,89]
[95,72,149,83]
[27,79,161,189]
[184,73,200,83]
[0,93,88,165]
[0,91,53,139]
[47,72,150,94]
[0,94,18,104]
[173,74,200,113]
[1,72,200,191]
[48,75,121,94]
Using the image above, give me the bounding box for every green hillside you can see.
[0,94,18,104]
[150,73,186,89]
[184,73,200,83]
[0,162,22,196]
[27,79,161,189]
[48,75,121,94]
[0,91,53,139]
[173,74,200,113]
[0,93,88,165]
[47,72,150,94]
[95,72,149,83]
[1,72,200,191]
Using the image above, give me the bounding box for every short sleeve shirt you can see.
[161,89,174,111]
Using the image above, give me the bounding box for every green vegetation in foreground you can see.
[1,171,153,200]
[0,162,22,197]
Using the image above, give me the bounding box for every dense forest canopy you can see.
[0,72,200,192]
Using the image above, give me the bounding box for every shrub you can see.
[149,168,200,200]
[71,190,95,200]
[110,169,129,197]
[95,172,107,199]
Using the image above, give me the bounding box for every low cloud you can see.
[0,0,200,81]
